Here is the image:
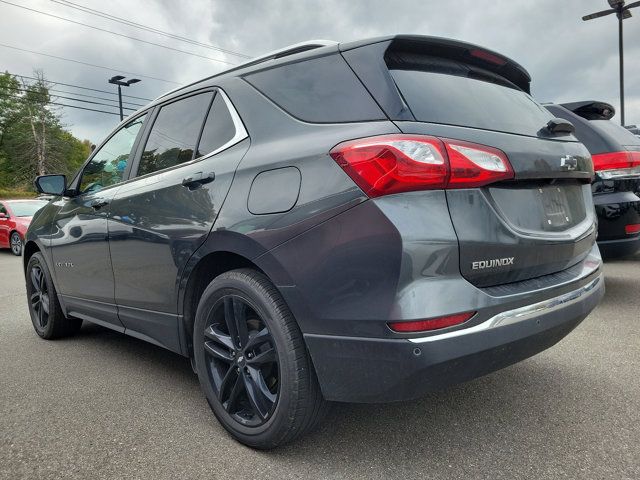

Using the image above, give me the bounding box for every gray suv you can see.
[26,35,604,448]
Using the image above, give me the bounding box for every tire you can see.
[193,268,328,449]
[26,252,82,339]
[10,231,22,256]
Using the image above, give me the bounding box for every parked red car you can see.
[0,199,49,256]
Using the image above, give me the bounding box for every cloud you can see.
[0,0,638,142]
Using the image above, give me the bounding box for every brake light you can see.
[388,312,475,333]
[625,224,640,235]
[329,135,514,197]
[592,151,640,179]
[469,49,507,66]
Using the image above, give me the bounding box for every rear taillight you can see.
[388,312,475,333]
[329,135,514,198]
[625,224,640,235]
[592,151,640,179]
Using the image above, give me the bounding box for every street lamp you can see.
[108,75,141,121]
[583,0,640,126]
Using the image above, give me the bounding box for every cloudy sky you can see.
[1,0,639,142]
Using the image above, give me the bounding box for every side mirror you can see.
[35,174,67,196]
[0,212,8,219]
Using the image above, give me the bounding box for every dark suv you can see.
[545,101,640,258]
[26,36,604,448]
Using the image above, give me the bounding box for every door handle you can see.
[90,199,110,210]
[182,171,215,190]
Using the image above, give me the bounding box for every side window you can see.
[0,204,7,216]
[79,115,146,194]
[244,54,385,123]
[195,92,237,158]
[137,92,214,177]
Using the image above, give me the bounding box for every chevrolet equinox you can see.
[25,36,604,448]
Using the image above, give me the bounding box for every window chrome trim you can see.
[205,88,248,158]
[408,274,602,344]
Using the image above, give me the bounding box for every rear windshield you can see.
[590,120,640,149]
[390,69,555,137]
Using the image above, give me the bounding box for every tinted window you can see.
[6,200,48,217]
[0,204,7,216]
[196,93,236,157]
[391,69,555,137]
[80,115,146,194]
[138,92,213,176]
[245,54,385,123]
[590,120,640,148]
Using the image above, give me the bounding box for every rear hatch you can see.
[342,36,596,287]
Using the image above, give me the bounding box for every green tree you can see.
[0,70,92,190]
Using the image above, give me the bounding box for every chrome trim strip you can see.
[408,275,602,344]
[205,88,248,157]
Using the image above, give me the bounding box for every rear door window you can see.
[195,92,237,158]
[137,92,214,176]
[390,69,555,137]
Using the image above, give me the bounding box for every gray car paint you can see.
[24,35,604,403]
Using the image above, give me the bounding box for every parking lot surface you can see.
[1,249,638,479]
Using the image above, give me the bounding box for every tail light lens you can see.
[592,151,640,179]
[388,312,475,333]
[625,224,640,235]
[330,135,513,197]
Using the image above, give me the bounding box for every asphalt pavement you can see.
[1,249,638,479]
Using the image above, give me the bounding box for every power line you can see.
[49,101,121,116]
[3,83,145,107]
[50,0,252,59]
[8,73,152,101]
[0,43,180,84]
[0,1,237,65]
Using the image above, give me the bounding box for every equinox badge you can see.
[472,257,515,270]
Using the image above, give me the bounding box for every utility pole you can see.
[583,0,640,126]
[107,75,141,121]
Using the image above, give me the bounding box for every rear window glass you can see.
[590,120,640,148]
[390,69,555,137]
[245,54,385,123]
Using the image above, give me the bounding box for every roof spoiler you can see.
[341,35,532,93]
[560,101,615,120]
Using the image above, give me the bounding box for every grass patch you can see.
[0,188,38,199]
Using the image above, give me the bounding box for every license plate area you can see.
[539,186,571,228]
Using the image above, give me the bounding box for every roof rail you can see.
[237,39,337,69]
[155,40,337,101]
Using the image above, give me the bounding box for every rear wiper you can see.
[542,118,575,136]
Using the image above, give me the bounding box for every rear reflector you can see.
[388,312,475,333]
[592,151,640,179]
[330,135,514,197]
[625,224,640,235]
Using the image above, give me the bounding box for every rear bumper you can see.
[305,274,604,403]
[597,236,640,259]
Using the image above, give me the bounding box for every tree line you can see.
[0,71,91,196]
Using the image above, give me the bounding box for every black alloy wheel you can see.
[26,252,82,339]
[203,295,279,427]
[29,264,50,330]
[10,232,22,256]
[193,269,328,449]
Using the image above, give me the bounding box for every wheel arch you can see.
[178,231,297,358]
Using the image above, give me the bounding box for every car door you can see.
[50,114,147,331]
[0,202,9,247]
[108,88,249,351]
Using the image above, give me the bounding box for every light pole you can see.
[108,75,141,121]
[583,0,640,126]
